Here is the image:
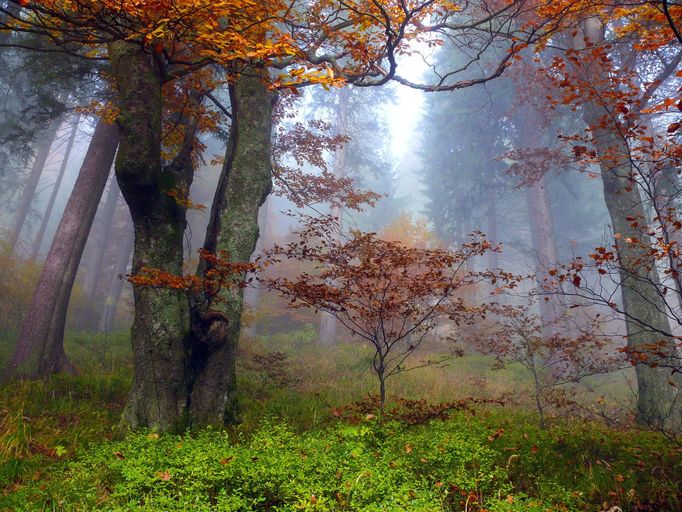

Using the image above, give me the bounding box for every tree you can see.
[5,118,119,379]
[29,115,80,262]
[537,9,682,434]
[2,0,570,432]
[266,215,514,410]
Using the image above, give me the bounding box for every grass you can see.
[0,325,678,511]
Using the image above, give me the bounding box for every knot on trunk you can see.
[193,311,229,349]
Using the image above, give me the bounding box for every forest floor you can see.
[0,326,680,511]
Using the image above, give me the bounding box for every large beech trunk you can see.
[4,118,119,380]
[594,131,681,429]
[189,73,275,427]
[110,42,192,433]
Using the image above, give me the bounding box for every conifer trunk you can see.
[29,115,80,262]
[319,87,350,345]
[98,221,134,333]
[7,121,60,252]
[5,118,119,380]
[84,176,120,303]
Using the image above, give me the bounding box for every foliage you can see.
[472,306,625,429]
[3,410,681,511]
[266,215,517,407]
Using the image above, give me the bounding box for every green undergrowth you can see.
[3,410,681,511]
[0,327,679,511]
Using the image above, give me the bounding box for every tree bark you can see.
[7,120,60,252]
[189,72,274,427]
[4,118,119,380]
[527,175,561,329]
[574,20,681,431]
[110,41,192,433]
[29,115,80,262]
[487,193,498,270]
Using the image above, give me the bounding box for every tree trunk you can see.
[7,120,60,252]
[110,42,192,434]
[319,87,350,345]
[4,118,119,380]
[574,20,681,432]
[30,115,80,262]
[487,193,498,269]
[99,220,134,333]
[527,175,561,329]
[84,175,120,303]
[189,72,274,427]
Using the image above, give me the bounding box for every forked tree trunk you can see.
[7,120,60,252]
[29,115,80,262]
[110,42,192,433]
[4,118,119,380]
[189,72,275,427]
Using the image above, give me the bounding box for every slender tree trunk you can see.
[7,120,60,252]
[189,72,274,427]
[110,42,192,433]
[319,87,350,345]
[30,115,80,262]
[487,193,498,269]
[84,175,120,303]
[99,220,134,333]
[4,118,119,380]
[527,175,561,329]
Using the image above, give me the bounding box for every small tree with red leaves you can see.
[265,215,516,410]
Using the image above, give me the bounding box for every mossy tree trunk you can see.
[109,41,192,433]
[189,73,274,427]
[4,118,119,381]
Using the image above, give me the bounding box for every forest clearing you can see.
[0,0,681,510]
